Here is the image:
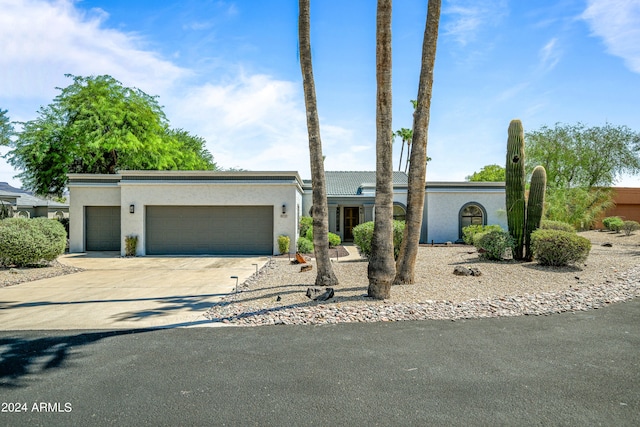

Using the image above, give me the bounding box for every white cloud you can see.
[582,0,640,73]
[538,37,562,72]
[166,72,372,176]
[443,0,508,46]
[0,0,370,184]
[0,0,188,100]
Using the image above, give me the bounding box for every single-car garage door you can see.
[85,206,121,251]
[146,206,273,255]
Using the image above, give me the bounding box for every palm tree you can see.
[298,0,338,287]
[395,0,441,285]
[367,0,395,300]
[395,127,412,172]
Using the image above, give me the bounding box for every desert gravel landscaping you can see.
[205,230,640,326]
[2,230,638,327]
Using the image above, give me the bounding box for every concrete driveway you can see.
[0,253,269,330]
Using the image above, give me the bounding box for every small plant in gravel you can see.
[462,224,503,245]
[277,235,290,254]
[540,220,575,233]
[125,235,138,257]
[530,229,591,266]
[297,236,313,254]
[474,230,515,261]
[602,216,625,233]
[353,220,405,259]
[305,228,341,248]
[622,220,639,236]
[299,216,313,237]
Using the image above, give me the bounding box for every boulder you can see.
[453,266,482,276]
[306,287,335,301]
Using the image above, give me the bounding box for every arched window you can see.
[459,202,487,238]
[393,204,406,221]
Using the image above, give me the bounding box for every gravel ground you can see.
[206,230,640,326]
[0,259,83,287]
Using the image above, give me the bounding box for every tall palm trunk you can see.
[367,0,395,299]
[298,0,338,287]
[395,0,441,285]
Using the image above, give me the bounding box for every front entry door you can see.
[344,207,360,241]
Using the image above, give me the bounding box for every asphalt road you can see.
[1,299,639,426]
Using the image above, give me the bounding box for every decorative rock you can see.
[305,287,335,301]
[300,264,313,272]
[453,266,482,276]
[602,242,613,247]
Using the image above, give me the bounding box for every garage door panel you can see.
[146,206,273,255]
[86,206,121,251]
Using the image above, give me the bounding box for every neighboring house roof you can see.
[0,182,31,195]
[0,189,68,208]
[304,171,410,196]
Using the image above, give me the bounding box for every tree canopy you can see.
[466,164,505,182]
[0,109,12,146]
[2,75,216,196]
[525,122,640,188]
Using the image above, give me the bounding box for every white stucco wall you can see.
[67,184,121,252]
[426,189,507,243]
[120,181,301,256]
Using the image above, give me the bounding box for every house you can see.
[0,182,69,219]
[595,187,640,228]
[67,170,507,256]
[67,171,304,256]
[302,171,507,244]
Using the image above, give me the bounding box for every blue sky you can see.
[1,0,639,188]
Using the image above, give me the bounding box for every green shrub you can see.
[125,235,138,257]
[328,232,341,248]
[530,229,591,266]
[540,220,575,233]
[0,218,66,267]
[277,235,290,254]
[56,217,70,238]
[622,220,640,236]
[475,230,515,261]
[297,237,314,254]
[602,216,625,232]
[462,224,503,245]
[299,216,313,238]
[305,227,342,248]
[352,220,405,259]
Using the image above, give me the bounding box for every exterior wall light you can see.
[129,204,135,214]
[282,204,287,215]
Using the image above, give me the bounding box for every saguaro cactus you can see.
[525,165,547,260]
[506,119,526,260]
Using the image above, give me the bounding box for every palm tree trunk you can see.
[298,0,339,287]
[398,139,405,171]
[367,0,395,299]
[395,0,441,285]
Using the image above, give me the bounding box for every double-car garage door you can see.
[145,206,273,255]
[85,205,274,255]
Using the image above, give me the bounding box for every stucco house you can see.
[0,183,69,219]
[67,170,507,256]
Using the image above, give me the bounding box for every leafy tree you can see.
[525,122,639,229]
[544,187,613,230]
[0,109,13,146]
[525,122,640,188]
[298,0,338,286]
[368,0,395,299]
[3,75,215,196]
[466,164,505,182]
[394,0,441,286]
